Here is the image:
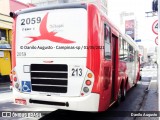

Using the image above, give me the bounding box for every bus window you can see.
[104,23,111,59]
[0,29,6,40]
[119,37,124,60]
[129,44,134,62]
[123,40,128,61]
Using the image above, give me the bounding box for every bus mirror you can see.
[10,12,17,18]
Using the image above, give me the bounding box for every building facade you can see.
[31,0,57,6]
[0,0,34,82]
[0,0,12,44]
[0,0,12,82]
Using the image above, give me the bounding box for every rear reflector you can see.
[15,99,26,105]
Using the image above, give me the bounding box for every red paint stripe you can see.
[12,17,17,68]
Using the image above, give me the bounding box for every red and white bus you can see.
[10,2,140,112]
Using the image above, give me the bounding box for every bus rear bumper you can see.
[13,90,100,112]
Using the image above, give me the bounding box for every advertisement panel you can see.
[125,20,135,40]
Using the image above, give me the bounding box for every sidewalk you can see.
[139,66,158,111]
[142,78,158,111]
[136,77,158,120]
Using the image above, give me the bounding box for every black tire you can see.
[115,88,122,107]
[121,86,126,101]
[139,76,142,81]
[134,82,137,87]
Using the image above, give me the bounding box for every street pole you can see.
[158,0,160,112]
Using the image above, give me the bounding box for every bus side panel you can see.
[99,17,113,111]
[10,17,17,86]
[100,60,112,111]
[87,5,104,111]
[12,18,16,69]
[87,5,101,93]
[87,5,113,111]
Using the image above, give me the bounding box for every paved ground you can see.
[133,66,158,120]
[135,79,158,120]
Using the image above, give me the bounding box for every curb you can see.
[145,77,158,92]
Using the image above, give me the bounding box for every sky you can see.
[108,0,158,50]
[17,0,31,4]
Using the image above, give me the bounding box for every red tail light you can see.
[14,77,17,82]
[86,80,92,86]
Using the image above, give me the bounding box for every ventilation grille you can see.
[31,64,68,93]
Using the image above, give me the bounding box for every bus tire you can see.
[134,83,137,87]
[139,76,142,81]
[121,86,126,101]
[115,88,122,106]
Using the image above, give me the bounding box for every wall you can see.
[0,0,12,30]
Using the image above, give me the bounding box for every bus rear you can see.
[11,4,100,111]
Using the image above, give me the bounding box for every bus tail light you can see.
[12,71,16,75]
[87,73,93,78]
[81,69,94,96]
[14,77,17,82]
[83,87,89,93]
[14,77,20,92]
[14,80,20,92]
[85,80,91,86]
[11,68,21,92]
[15,82,19,89]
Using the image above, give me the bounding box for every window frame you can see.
[104,23,111,60]
[0,29,7,40]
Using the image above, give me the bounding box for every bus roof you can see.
[14,3,87,15]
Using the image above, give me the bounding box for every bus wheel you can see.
[134,83,137,87]
[121,87,126,101]
[115,88,122,106]
[139,76,142,81]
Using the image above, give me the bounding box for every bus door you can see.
[103,23,112,106]
[111,34,118,103]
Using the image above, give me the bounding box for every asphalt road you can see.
[0,67,157,120]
